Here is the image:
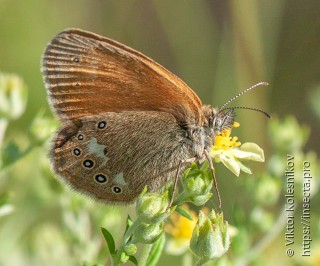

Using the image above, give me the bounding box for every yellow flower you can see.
[212,122,241,151]
[165,205,197,255]
[211,122,265,176]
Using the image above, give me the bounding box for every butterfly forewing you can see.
[42,28,203,126]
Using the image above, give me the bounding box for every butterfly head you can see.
[201,82,271,141]
[202,105,235,139]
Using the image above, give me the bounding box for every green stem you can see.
[139,243,153,266]
[122,217,140,245]
[112,218,141,266]
[112,248,124,266]
[195,257,209,266]
[182,252,193,266]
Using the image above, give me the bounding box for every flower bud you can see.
[119,251,129,263]
[133,222,164,244]
[190,210,230,261]
[124,243,137,256]
[136,188,172,223]
[180,164,212,205]
[30,113,57,142]
[269,116,309,153]
[189,193,212,206]
[0,73,27,120]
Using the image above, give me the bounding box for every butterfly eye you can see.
[213,110,235,133]
[214,117,223,129]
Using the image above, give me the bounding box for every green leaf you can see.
[125,215,133,233]
[101,227,116,255]
[175,206,193,221]
[128,255,138,265]
[182,166,192,178]
[146,234,165,266]
[200,160,209,172]
[0,141,35,171]
[1,141,22,168]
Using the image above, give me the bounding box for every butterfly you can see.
[42,28,267,206]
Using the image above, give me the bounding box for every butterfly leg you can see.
[168,157,196,209]
[204,149,222,209]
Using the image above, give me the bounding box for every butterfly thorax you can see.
[185,125,208,160]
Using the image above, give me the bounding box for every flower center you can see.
[212,122,241,150]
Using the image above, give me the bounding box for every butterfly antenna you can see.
[222,106,271,118]
[220,82,269,110]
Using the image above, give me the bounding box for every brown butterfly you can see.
[41,28,267,206]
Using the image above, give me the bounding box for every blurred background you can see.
[0,1,319,265]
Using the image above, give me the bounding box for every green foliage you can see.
[175,205,193,221]
[145,234,166,266]
[101,227,116,255]
[1,141,23,169]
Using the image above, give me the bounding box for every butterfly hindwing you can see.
[52,111,194,204]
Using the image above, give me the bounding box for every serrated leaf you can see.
[146,234,165,266]
[128,255,138,265]
[101,227,116,255]
[175,206,193,221]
